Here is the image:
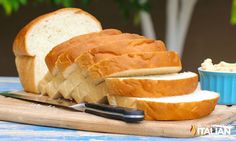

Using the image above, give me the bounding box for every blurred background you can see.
[0,0,236,76]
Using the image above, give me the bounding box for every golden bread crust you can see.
[45,29,121,74]
[105,74,198,98]
[88,51,182,81]
[75,40,166,72]
[15,56,38,93]
[108,95,219,120]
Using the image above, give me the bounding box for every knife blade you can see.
[0,91,144,123]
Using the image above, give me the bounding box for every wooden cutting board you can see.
[0,94,235,138]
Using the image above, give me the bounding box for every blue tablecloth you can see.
[0,77,235,141]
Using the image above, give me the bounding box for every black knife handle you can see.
[84,103,144,123]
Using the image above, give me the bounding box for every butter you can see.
[201,58,236,72]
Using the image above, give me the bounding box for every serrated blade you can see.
[0,91,76,107]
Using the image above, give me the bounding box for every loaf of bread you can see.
[13,8,102,93]
[44,32,165,98]
[70,51,181,103]
[14,8,218,121]
[56,38,167,99]
[43,29,123,98]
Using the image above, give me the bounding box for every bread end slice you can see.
[13,8,102,93]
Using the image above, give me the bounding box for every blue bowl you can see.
[198,67,236,105]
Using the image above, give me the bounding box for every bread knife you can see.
[0,91,144,123]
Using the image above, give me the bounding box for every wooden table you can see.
[0,77,235,141]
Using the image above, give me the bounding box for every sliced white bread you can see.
[87,51,181,84]
[58,39,166,99]
[108,90,219,120]
[70,51,182,103]
[74,40,166,77]
[44,33,153,99]
[43,30,124,98]
[71,74,108,103]
[105,72,198,98]
[13,8,102,93]
[45,29,122,76]
[38,72,52,95]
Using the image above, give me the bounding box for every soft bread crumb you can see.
[137,90,219,103]
[14,8,101,93]
[108,72,196,80]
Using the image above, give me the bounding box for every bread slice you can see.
[75,40,166,77]
[108,90,219,120]
[45,29,122,75]
[42,29,122,96]
[70,51,182,103]
[87,51,182,84]
[44,33,152,98]
[43,30,125,98]
[56,33,146,78]
[38,72,52,95]
[105,72,198,98]
[58,39,166,99]
[13,8,102,93]
[71,74,108,103]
